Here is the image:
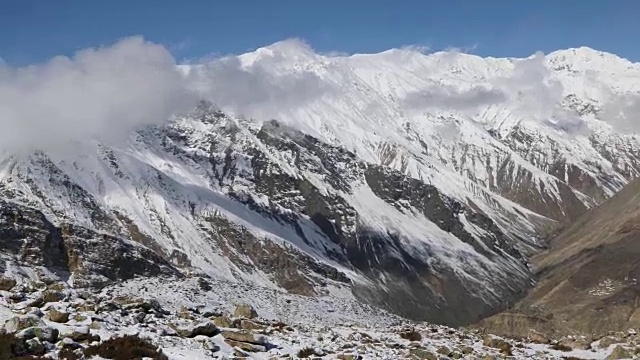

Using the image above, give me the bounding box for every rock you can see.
[212,316,233,328]
[528,330,550,344]
[61,326,92,342]
[436,345,451,355]
[600,336,624,349]
[26,307,44,318]
[26,295,44,308]
[607,345,631,359]
[226,339,267,352]
[171,322,219,338]
[234,303,258,319]
[177,305,194,320]
[42,290,65,303]
[25,337,45,355]
[49,307,69,323]
[408,348,438,360]
[222,330,267,345]
[134,311,147,324]
[239,319,267,331]
[17,326,59,342]
[483,334,512,355]
[4,315,45,333]
[458,345,473,354]
[560,337,592,350]
[0,276,17,291]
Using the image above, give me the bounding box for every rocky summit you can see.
[2,42,640,358]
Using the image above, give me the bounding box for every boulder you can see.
[171,322,219,338]
[17,326,59,342]
[212,316,233,328]
[528,330,550,344]
[226,339,267,352]
[408,348,437,360]
[4,315,45,333]
[25,337,45,355]
[607,345,631,359]
[61,326,92,342]
[222,330,267,345]
[0,276,16,291]
[600,336,624,349]
[483,334,512,355]
[49,307,69,323]
[233,303,258,319]
[42,290,65,303]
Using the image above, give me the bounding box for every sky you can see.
[0,0,639,153]
[1,0,639,65]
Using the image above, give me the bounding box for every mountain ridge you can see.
[2,41,640,329]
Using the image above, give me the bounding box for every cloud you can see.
[403,84,507,111]
[185,44,332,119]
[601,93,640,132]
[499,52,586,133]
[0,36,195,152]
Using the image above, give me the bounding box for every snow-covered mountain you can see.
[2,41,640,327]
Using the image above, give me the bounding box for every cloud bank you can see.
[0,36,195,152]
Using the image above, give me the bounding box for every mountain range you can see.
[2,40,640,331]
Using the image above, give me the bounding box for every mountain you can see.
[479,176,640,338]
[2,41,640,329]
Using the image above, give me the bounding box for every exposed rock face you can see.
[0,199,180,289]
[479,177,640,337]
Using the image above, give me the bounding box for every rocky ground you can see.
[0,274,636,359]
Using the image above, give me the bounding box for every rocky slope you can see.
[0,273,634,359]
[479,176,640,338]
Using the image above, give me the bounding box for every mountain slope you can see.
[0,103,534,326]
[3,43,640,328]
[478,176,640,337]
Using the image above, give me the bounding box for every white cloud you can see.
[403,83,507,111]
[185,44,331,120]
[0,36,195,152]
[500,52,586,133]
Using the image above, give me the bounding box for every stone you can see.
[226,339,267,352]
[483,334,512,355]
[408,348,437,360]
[42,290,65,303]
[607,345,631,359]
[222,330,267,345]
[528,330,550,344]
[61,326,91,342]
[0,276,17,291]
[171,322,219,338]
[212,316,234,328]
[436,345,451,355]
[25,337,45,355]
[17,326,59,342]
[239,319,267,331]
[600,336,624,349]
[458,345,474,354]
[49,307,69,323]
[560,337,591,350]
[234,303,258,319]
[4,315,45,333]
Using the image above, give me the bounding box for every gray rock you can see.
[25,337,45,355]
[172,322,219,338]
[17,326,59,343]
[4,315,45,333]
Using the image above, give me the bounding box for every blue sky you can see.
[1,0,638,65]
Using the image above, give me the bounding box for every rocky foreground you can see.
[0,274,635,359]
